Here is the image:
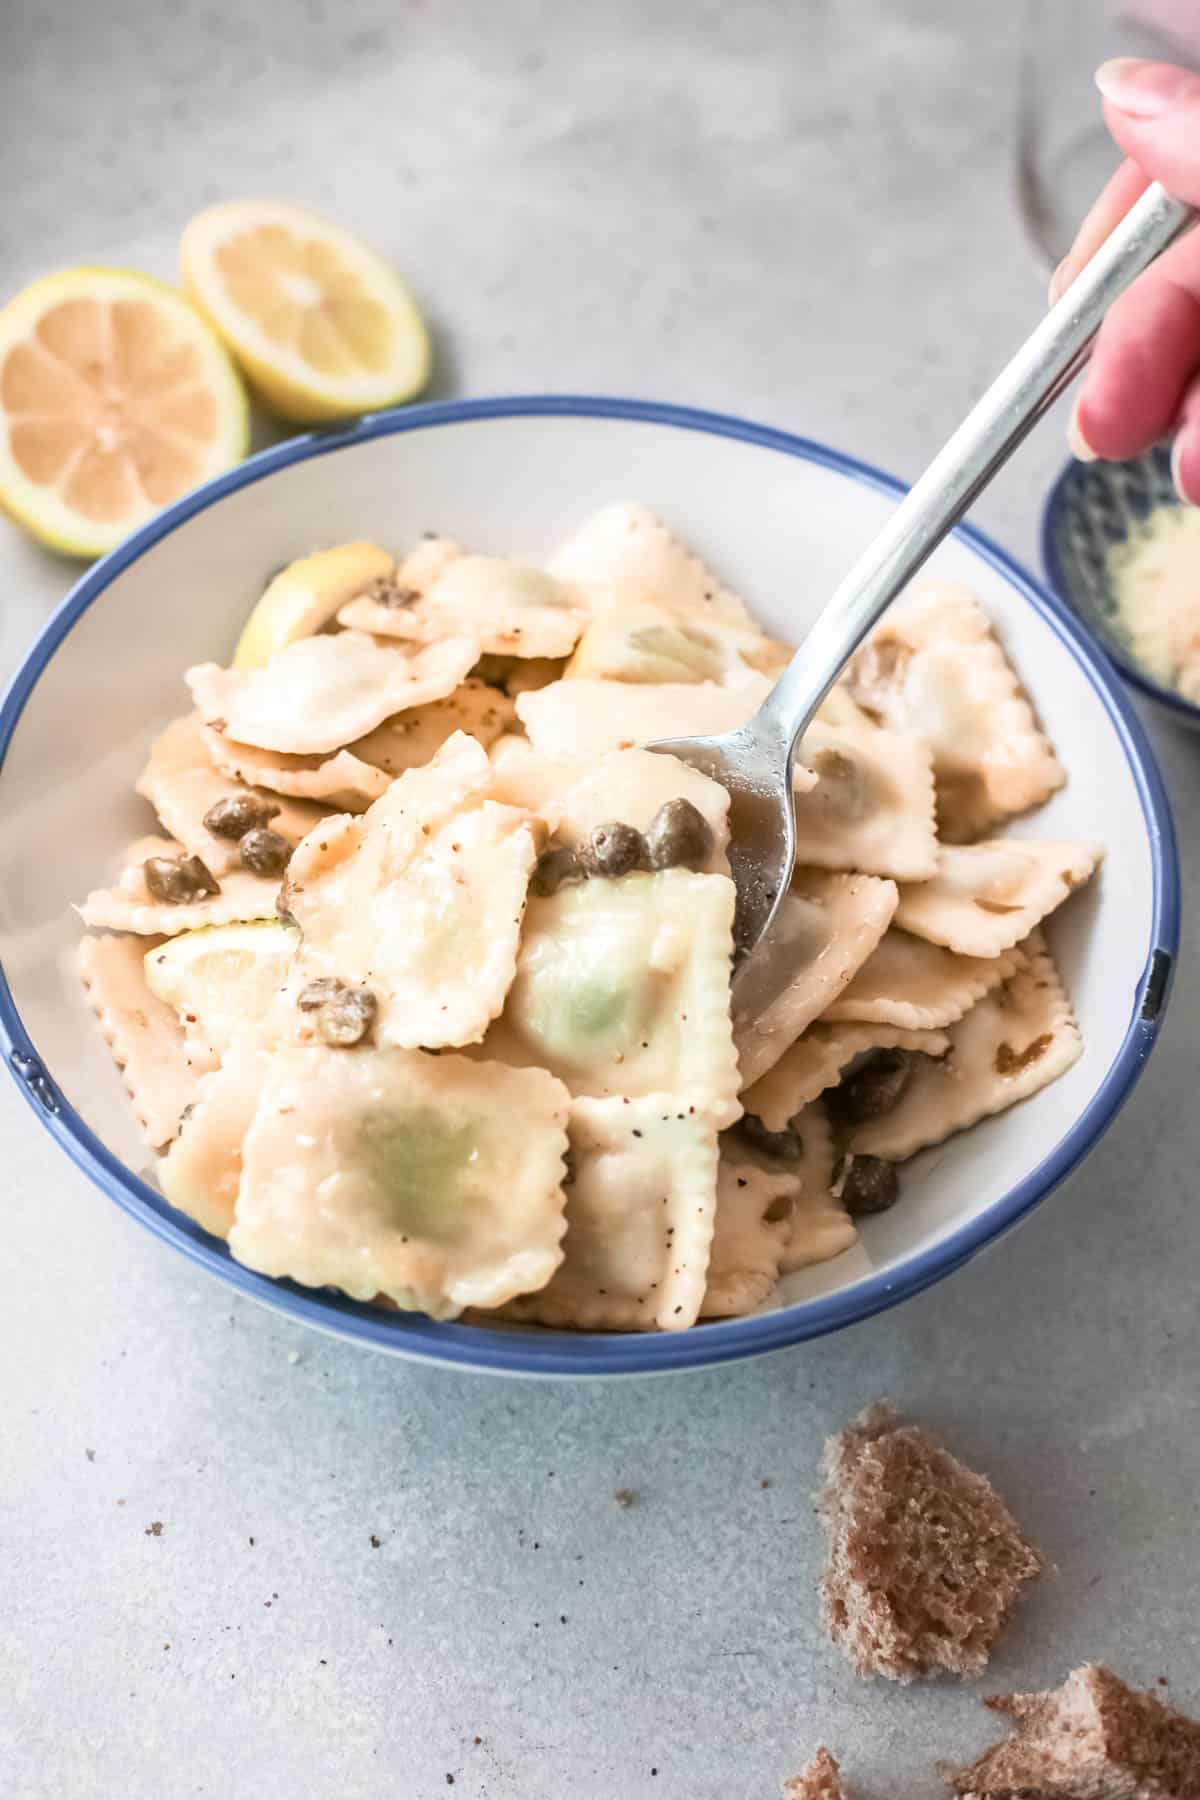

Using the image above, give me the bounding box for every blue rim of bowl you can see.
[1041,454,1200,727]
[0,395,1180,1377]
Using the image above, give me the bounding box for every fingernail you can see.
[1171,433,1200,505]
[1067,394,1098,464]
[1095,57,1197,118]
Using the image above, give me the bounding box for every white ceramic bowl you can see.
[0,398,1178,1376]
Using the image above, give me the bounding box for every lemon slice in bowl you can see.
[233,540,396,669]
[180,200,431,424]
[0,267,249,559]
[144,920,298,1055]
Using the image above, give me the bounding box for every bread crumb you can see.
[818,1402,1042,1682]
[943,1662,1200,1797]
[784,1746,847,1799]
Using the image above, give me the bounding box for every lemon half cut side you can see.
[181,200,431,424]
[0,266,249,559]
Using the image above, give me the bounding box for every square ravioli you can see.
[228,1044,571,1316]
[158,1029,269,1237]
[848,934,1081,1160]
[794,713,938,882]
[202,727,391,812]
[79,934,213,1150]
[734,871,899,1090]
[79,835,284,936]
[547,502,758,632]
[825,927,1021,1029]
[723,1113,856,1277]
[847,580,1065,840]
[742,1021,951,1133]
[893,838,1104,958]
[515,673,783,760]
[777,1104,858,1274]
[287,732,542,1049]
[484,868,741,1125]
[565,601,775,685]
[701,1155,797,1317]
[137,713,329,873]
[204,679,516,814]
[187,631,478,755]
[488,741,732,876]
[339,555,588,658]
[501,1096,720,1331]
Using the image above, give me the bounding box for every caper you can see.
[143,854,220,904]
[735,1113,802,1162]
[202,793,280,840]
[316,985,378,1047]
[239,827,292,877]
[296,977,346,1011]
[836,1153,900,1217]
[825,1049,914,1128]
[645,796,714,870]
[577,819,645,879]
[531,846,584,897]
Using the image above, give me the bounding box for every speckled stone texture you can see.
[1,4,1198,1797]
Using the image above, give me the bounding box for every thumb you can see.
[1096,58,1200,199]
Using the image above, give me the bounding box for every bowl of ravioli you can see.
[0,398,1178,1376]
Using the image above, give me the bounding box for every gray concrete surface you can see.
[1,3,1197,1796]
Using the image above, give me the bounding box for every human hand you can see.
[1055,58,1200,500]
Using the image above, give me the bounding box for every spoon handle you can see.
[758,180,1195,759]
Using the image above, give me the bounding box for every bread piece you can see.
[818,1402,1043,1683]
[944,1663,1200,1798]
[784,1746,849,1799]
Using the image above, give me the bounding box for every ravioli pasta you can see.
[340,555,588,659]
[188,631,477,755]
[702,1156,798,1318]
[78,507,1101,1332]
[893,838,1104,958]
[502,1096,720,1331]
[79,836,284,936]
[229,1045,571,1316]
[287,732,543,1049]
[742,1021,950,1133]
[138,713,329,872]
[847,580,1065,840]
[485,868,741,1124]
[847,934,1082,1161]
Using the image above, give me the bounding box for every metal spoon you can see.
[650,181,1194,973]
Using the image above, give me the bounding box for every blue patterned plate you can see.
[1042,443,1200,729]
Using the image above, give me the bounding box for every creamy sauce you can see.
[1109,504,1200,701]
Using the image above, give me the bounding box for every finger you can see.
[1050,160,1151,303]
[1096,58,1200,197]
[1169,369,1200,504]
[1073,224,1200,461]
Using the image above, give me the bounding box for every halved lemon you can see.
[181,200,430,424]
[0,267,249,559]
